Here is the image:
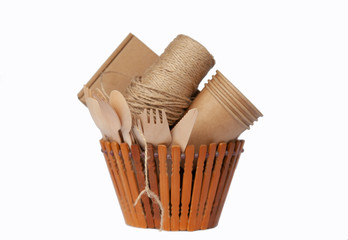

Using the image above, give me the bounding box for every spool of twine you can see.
[125,34,215,126]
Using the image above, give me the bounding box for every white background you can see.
[1,0,347,239]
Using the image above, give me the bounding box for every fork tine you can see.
[92,89,105,103]
[155,109,161,124]
[161,109,168,125]
[149,109,154,124]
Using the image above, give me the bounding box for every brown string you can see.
[133,126,164,231]
[125,34,215,126]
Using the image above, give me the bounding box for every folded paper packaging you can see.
[77,33,158,105]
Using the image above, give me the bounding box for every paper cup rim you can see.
[208,78,258,123]
[214,71,263,118]
[206,85,250,129]
[207,82,254,126]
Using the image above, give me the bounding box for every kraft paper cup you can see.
[208,72,261,124]
[208,78,256,124]
[214,71,262,119]
[188,87,247,150]
[188,71,262,149]
[206,81,253,126]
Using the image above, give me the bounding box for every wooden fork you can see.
[92,88,122,143]
[135,109,172,147]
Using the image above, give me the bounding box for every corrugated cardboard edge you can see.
[77,33,135,105]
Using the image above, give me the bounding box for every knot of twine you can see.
[125,34,215,126]
[133,127,164,231]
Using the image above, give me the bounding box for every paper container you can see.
[207,81,253,126]
[99,140,244,231]
[98,71,132,98]
[188,71,262,150]
[213,70,263,119]
[77,33,158,105]
[187,87,247,150]
[207,79,255,125]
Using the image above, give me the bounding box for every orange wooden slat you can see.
[208,141,236,228]
[120,143,147,228]
[147,144,161,229]
[158,145,170,230]
[100,140,131,225]
[187,145,208,231]
[111,142,139,226]
[200,143,227,229]
[179,145,195,230]
[171,146,181,231]
[212,140,244,227]
[131,144,154,228]
[99,140,118,201]
[195,143,217,230]
[103,141,134,226]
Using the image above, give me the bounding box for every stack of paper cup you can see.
[188,70,262,150]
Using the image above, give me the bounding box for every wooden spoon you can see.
[93,89,122,143]
[109,90,133,146]
[83,86,109,140]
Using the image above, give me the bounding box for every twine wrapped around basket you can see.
[100,140,244,231]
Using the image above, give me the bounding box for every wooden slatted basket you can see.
[99,140,244,231]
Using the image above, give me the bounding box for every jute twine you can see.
[125,34,215,126]
[131,35,214,230]
[133,127,164,230]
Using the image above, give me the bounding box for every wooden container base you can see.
[99,140,244,231]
